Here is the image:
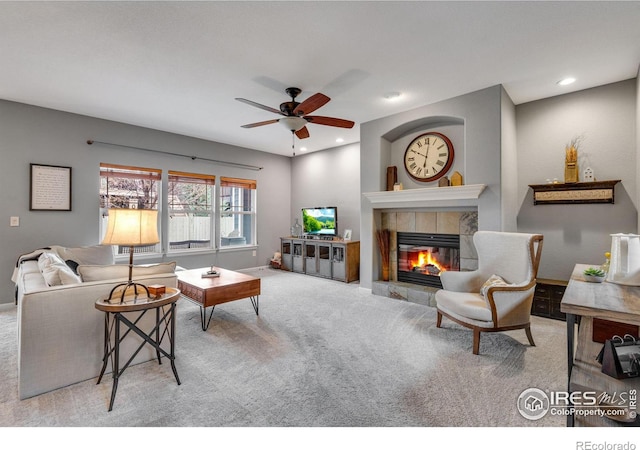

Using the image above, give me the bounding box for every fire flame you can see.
[410,251,447,274]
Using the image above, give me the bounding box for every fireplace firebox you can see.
[397,232,460,288]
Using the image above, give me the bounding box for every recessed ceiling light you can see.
[383,91,402,100]
[557,77,576,86]
[336,138,344,143]
[299,147,307,152]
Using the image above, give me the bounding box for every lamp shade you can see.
[101,209,159,246]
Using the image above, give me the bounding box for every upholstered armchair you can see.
[435,231,544,355]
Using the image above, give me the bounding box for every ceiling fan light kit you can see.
[279,116,307,132]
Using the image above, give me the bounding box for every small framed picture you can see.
[343,229,352,241]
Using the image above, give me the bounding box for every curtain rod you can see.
[86,139,263,171]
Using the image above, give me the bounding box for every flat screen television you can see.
[302,206,337,237]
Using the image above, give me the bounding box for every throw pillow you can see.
[65,259,79,274]
[480,274,510,298]
[37,252,82,286]
[77,262,177,282]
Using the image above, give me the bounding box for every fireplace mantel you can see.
[363,184,486,208]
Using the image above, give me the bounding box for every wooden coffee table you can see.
[177,267,260,331]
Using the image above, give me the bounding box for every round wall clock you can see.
[403,132,454,182]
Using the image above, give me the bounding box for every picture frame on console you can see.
[343,229,352,241]
[29,163,72,211]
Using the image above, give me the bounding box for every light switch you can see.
[10,216,19,227]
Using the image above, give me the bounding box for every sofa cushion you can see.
[37,252,82,286]
[53,244,115,267]
[77,262,177,282]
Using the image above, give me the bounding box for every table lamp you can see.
[101,208,159,302]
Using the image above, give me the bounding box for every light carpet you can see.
[0,268,566,427]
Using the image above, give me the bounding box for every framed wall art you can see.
[30,163,72,211]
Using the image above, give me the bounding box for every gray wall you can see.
[637,66,640,233]
[290,143,361,241]
[516,79,637,280]
[4,77,638,302]
[0,100,291,303]
[501,87,518,232]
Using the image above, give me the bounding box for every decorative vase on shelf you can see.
[292,219,303,238]
[564,139,580,183]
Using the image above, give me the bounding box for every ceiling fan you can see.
[235,87,355,140]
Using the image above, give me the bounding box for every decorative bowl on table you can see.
[583,267,606,283]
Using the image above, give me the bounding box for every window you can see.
[168,171,215,251]
[219,177,257,248]
[99,163,161,255]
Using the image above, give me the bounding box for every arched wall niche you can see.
[381,115,466,190]
[382,115,465,143]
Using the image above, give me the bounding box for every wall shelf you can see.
[528,180,620,205]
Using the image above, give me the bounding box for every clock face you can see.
[403,132,454,182]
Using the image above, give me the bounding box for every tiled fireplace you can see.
[372,210,478,306]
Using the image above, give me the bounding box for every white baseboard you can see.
[237,265,271,272]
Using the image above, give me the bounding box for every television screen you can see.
[302,207,337,236]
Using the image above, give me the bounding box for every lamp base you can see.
[106,281,151,303]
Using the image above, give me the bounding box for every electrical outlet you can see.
[10,216,19,227]
[252,250,256,257]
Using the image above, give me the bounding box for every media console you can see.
[280,237,360,283]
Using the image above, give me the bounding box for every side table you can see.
[95,287,181,411]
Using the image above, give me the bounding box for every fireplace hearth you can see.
[397,232,460,288]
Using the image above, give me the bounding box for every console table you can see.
[561,264,640,427]
[95,287,181,411]
[280,238,360,282]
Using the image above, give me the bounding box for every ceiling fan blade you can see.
[241,119,279,128]
[304,116,355,128]
[295,126,310,139]
[235,98,284,116]
[293,93,330,116]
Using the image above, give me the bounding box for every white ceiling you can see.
[1,1,639,157]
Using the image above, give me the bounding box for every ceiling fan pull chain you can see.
[291,131,295,157]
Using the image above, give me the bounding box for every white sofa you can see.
[12,245,178,400]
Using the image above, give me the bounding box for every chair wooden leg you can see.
[473,328,481,355]
[436,311,442,328]
[525,325,536,347]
